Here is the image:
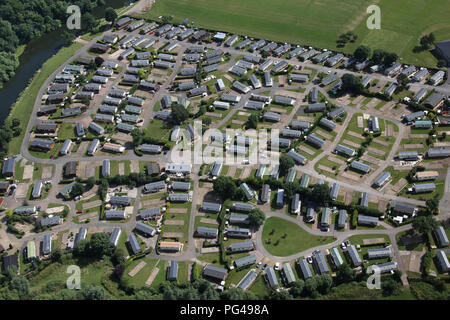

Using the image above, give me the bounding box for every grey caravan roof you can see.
[297,258,313,279]
[312,251,329,274]
[128,234,141,255]
[330,183,340,200]
[202,201,222,213]
[338,210,347,228]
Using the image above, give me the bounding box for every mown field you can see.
[139,0,450,67]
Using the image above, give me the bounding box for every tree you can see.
[69,182,85,199]
[425,199,439,214]
[341,73,363,93]
[9,276,29,299]
[245,114,258,129]
[249,208,266,227]
[437,59,447,68]
[113,263,125,279]
[420,33,435,49]
[112,247,126,265]
[279,155,294,176]
[336,264,356,284]
[94,56,104,67]
[290,280,305,297]
[50,248,62,263]
[213,176,237,200]
[383,52,398,67]
[372,49,387,64]
[304,277,318,297]
[412,215,438,235]
[397,73,410,89]
[269,290,292,300]
[284,182,299,201]
[80,285,110,300]
[316,274,333,294]
[62,30,76,45]
[104,7,118,23]
[82,12,98,30]
[88,233,113,258]
[131,128,144,147]
[381,278,401,296]
[171,103,189,125]
[354,45,371,62]
[310,184,331,204]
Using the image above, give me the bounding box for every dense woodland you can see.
[0,0,105,86]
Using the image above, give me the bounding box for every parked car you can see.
[274,262,280,271]
[256,262,262,268]
[76,210,83,214]
[340,242,347,250]
[306,256,313,264]
[262,264,268,271]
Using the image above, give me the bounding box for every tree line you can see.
[0,0,105,86]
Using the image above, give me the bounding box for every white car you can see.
[274,262,280,270]
[340,243,347,250]
[306,256,313,264]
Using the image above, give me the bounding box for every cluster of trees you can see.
[0,118,21,159]
[170,102,190,125]
[0,0,104,85]
[73,233,115,258]
[336,31,358,47]
[419,33,436,50]
[353,45,398,67]
[69,177,95,199]
[0,267,31,300]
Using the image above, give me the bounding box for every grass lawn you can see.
[262,217,336,257]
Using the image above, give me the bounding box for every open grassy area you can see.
[138,0,450,68]
[262,217,336,257]
[7,42,84,156]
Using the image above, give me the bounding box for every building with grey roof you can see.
[358,215,379,226]
[265,267,279,288]
[139,208,161,221]
[229,241,254,253]
[40,216,62,227]
[360,192,369,207]
[427,147,450,158]
[109,227,122,247]
[367,247,391,259]
[436,250,450,273]
[350,160,371,173]
[233,202,254,212]
[203,264,228,282]
[306,133,325,148]
[346,245,362,267]
[313,250,330,274]
[331,208,345,229]
[297,259,313,279]
[135,222,155,237]
[306,103,326,113]
[234,254,256,269]
[31,181,43,199]
[105,210,126,220]
[374,171,391,188]
[435,226,449,247]
[201,201,222,213]
[87,139,100,156]
[128,234,141,255]
[196,227,218,238]
[2,157,15,177]
[335,144,356,158]
[287,149,307,164]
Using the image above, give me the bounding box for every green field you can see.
[262,217,336,257]
[139,0,450,67]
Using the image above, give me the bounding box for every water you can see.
[0,0,127,125]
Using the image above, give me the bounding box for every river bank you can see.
[3,0,135,155]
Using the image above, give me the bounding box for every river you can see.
[0,0,128,125]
